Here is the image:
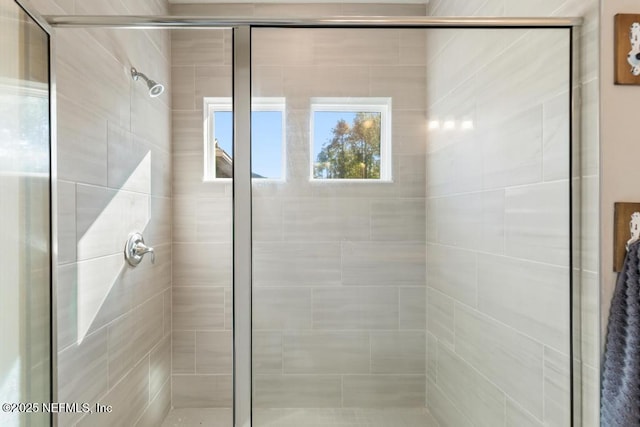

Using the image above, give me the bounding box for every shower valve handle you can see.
[125,232,155,266]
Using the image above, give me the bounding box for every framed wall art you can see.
[615,13,640,85]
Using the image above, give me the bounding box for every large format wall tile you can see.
[435,345,505,427]
[283,332,370,374]
[477,254,570,353]
[172,375,232,408]
[426,244,477,307]
[342,242,426,286]
[505,181,570,266]
[342,375,425,407]
[312,287,398,330]
[454,304,544,418]
[172,287,225,330]
[253,375,342,408]
[253,242,341,287]
[370,332,426,374]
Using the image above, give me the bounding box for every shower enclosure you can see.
[4,1,582,425]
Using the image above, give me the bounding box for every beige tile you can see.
[76,183,149,261]
[342,242,426,286]
[132,244,171,307]
[172,110,204,153]
[283,65,369,110]
[254,288,312,330]
[161,408,232,427]
[313,29,400,66]
[172,243,231,286]
[313,287,398,330]
[107,123,151,194]
[150,334,171,400]
[75,254,130,337]
[544,346,570,426]
[426,333,438,381]
[172,29,226,67]
[57,95,108,186]
[163,289,172,337]
[426,132,483,197]
[454,304,544,418]
[253,242,341,287]
[252,197,283,241]
[172,375,232,408]
[370,66,426,110]
[399,29,428,66]
[480,190,506,254]
[57,329,108,426]
[392,110,428,156]
[253,332,282,374]
[173,196,197,242]
[252,29,315,66]
[173,330,195,374]
[371,198,426,241]
[252,66,284,98]
[172,287,225,330]
[427,380,473,427]
[505,181,570,267]
[427,288,454,348]
[57,180,76,264]
[173,153,230,197]
[505,399,543,427]
[371,332,425,374]
[253,375,342,408]
[171,66,195,110]
[147,197,172,246]
[136,377,171,427]
[435,345,505,427]
[283,331,369,374]
[432,193,482,249]
[399,287,426,330]
[77,356,149,427]
[108,294,164,388]
[195,198,232,242]
[475,30,569,125]
[426,244,477,307]
[480,106,543,190]
[477,254,570,353]
[282,198,370,241]
[196,331,232,374]
[195,66,232,104]
[343,375,425,407]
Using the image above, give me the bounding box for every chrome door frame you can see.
[40,14,584,427]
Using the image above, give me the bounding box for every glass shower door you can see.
[0,1,51,426]
[250,26,572,427]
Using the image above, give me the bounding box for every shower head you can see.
[131,67,165,98]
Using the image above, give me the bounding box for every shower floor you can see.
[161,408,438,427]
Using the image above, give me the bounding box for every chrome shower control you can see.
[124,232,155,267]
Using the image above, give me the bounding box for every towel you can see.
[601,240,640,426]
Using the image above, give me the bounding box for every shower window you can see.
[310,97,391,181]
[204,97,286,180]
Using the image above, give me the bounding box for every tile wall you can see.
[426,0,599,426]
[28,0,173,425]
[170,2,429,411]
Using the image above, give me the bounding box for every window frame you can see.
[309,97,392,182]
[203,96,287,182]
